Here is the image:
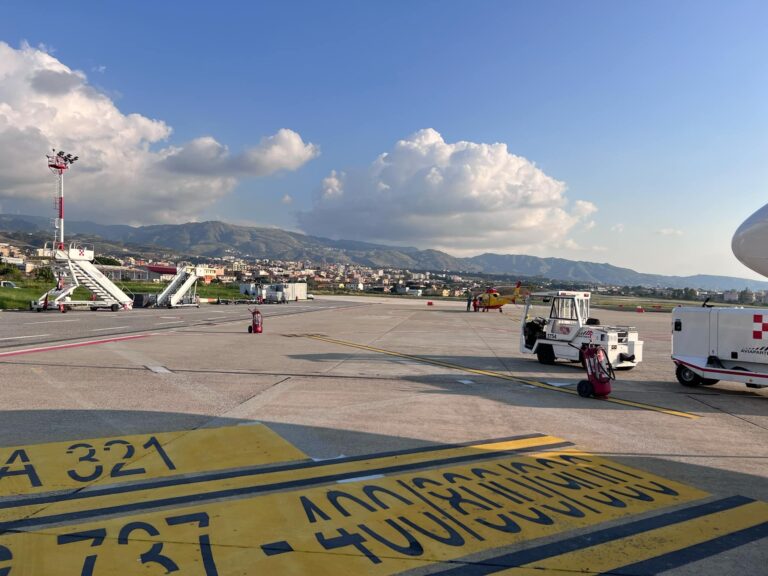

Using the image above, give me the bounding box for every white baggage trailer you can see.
[672,306,768,388]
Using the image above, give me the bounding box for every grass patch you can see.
[591,295,688,313]
[0,279,245,309]
[119,280,241,299]
[0,283,50,310]
[589,295,762,312]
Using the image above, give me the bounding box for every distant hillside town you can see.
[2,215,768,292]
[0,240,765,305]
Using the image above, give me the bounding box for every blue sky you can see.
[1,1,766,279]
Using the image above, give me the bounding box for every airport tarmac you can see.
[0,296,766,574]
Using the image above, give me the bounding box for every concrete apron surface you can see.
[0,296,766,575]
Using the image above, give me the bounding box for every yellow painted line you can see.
[0,448,708,575]
[0,435,566,523]
[0,424,306,498]
[496,500,768,574]
[308,335,699,419]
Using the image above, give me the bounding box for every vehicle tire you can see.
[577,380,593,398]
[248,325,253,333]
[110,304,120,312]
[579,349,586,370]
[700,378,719,385]
[676,364,701,387]
[536,344,556,365]
[90,306,98,311]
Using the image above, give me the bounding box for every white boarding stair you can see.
[40,282,77,307]
[156,267,200,307]
[35,260,132,310]
[67,259,133,308]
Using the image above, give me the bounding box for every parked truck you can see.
[265,282,307,303]
[672,305,768,389]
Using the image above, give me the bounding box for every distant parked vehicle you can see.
[0,281,19,289]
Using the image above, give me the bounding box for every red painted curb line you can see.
[0,334,151,358]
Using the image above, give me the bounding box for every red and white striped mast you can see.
[47,149,78,250]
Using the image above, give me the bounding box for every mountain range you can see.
[1,214,766,291]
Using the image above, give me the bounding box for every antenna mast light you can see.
[46,149,78,250]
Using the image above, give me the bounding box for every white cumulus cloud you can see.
[298,129,596,254]
[0,42,318,224]
[321,170,345,199]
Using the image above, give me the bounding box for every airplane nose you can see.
[732,202,768,278]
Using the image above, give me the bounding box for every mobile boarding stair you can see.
[155,267,201,308]
[31,243,133,312]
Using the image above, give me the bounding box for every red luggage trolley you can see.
[248,308,263,334]
[577,344,615,398]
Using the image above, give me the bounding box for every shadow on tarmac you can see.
[0,409,764,501]
[287,353,768,416]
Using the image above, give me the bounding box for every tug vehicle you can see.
[672,305,768,389]
[520,291,643,369]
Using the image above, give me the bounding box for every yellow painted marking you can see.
[0,448,708,575]
[494,500,768,574]
[0,424,306,497]
[0,435,563,523]
[308,335,698,419]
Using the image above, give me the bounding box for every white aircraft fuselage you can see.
[732,202,768,278]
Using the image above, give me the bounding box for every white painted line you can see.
[0,334,51,341]
[91,326,129,332]
[546,381,576,388]
[147,365,172,374]
[337,474,385,484]
[155,321,185,325]
[27,319,79,325]
[160,316,180,319]
[457,379,475,385]
[310,454,346,462]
